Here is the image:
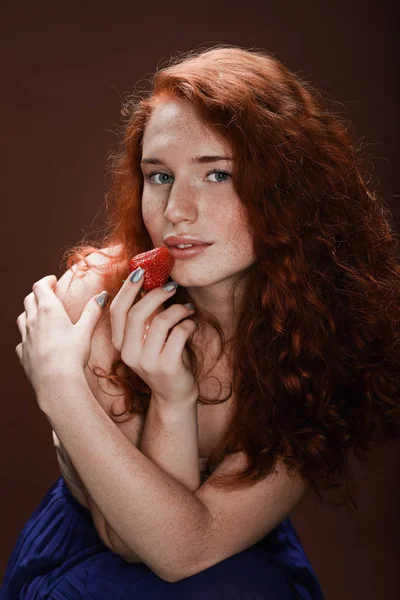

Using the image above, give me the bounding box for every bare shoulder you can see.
[54,244,144,439]
[55,244,123,325]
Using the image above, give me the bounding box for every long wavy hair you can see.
[62,45,400,509]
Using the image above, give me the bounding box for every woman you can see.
[3,44,400,599]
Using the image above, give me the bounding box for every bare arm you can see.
[103,397,202,555]
[40,373,211,583]
[53,429,89,509]
[52,249,146,561]
[138,394,201,493]
[53,429,139,562]
[53,248,202,563]
[55,399,203,560]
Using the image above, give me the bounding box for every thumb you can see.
[76,291,109,335]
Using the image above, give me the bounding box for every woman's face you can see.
[141,98,255,308]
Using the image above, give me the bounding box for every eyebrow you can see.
[140,155,233,166]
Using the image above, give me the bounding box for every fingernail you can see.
[162,281,179,292]
[96,291,109,308]
[129,267,145,283]
[184,303,195,310]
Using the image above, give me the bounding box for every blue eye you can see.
[144,172,173,185]
[144,169,231,185]
[206,169,231,183]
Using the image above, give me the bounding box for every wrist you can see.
[36,370,88,414]
[151,392,198,414]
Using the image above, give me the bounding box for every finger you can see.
[122,285,179,362]
[32,275,58,307]
[141,303,196,361]
[110,267,146,350]
[23,291,37,320]
[126,283,179,342]
[111,270,177,351]
[160,318,198,369]
[16,313,27,342]
[75,291,109,338]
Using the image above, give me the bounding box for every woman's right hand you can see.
[109,273,199,409]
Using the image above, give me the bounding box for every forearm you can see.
[53,429,143,562]
[139,394,201,492]
[39,374,212,582]
[85,492,143,563]
[55,390,203,555]
[53,430,90,509]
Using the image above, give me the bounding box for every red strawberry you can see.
[128,247,175,292]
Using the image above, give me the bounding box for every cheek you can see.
[229,237,256,266]
[224,201,253,241]
[142,204,165,246]
[141,206,150,227]
[226,208,255,261]
[141,197,158,227]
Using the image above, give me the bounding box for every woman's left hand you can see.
[15,275,108,396]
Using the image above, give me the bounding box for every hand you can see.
[110,275,199,409]
[15,275,108,395]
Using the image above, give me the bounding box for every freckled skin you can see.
[141,99,256,337]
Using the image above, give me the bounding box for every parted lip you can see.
[163,235,213,246]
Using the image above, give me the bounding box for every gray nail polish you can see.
[129,267,145,283]
[184,303,195,310]
[96,291,109,308]
[162,281,179,292]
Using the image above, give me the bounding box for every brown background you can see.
[1,2,399,598]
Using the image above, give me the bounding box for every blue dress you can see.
[1,476,325,599]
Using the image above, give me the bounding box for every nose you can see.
[163,181,199,222]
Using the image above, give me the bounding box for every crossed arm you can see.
[50,251,207,578]
[44,376,210,583]
[53,393,203,566]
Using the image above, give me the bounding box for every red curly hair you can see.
[62,44,400,509]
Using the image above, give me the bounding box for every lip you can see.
[168,244,211,260]
[163,235,212,246]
